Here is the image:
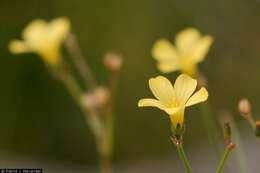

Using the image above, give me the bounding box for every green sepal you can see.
[171,123,185,140]
[223,122,231,144]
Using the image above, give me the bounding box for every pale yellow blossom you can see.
[9,17,70,66]
[152,28,213,76]
[138,74,208,128]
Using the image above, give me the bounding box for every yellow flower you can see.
[138,74,208,128]
[9,17,70,66]
[152,28,213,76]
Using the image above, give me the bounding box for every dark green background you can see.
[0,0,260,172]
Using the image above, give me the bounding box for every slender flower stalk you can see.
[215,122,236,173]
[65,32,97,90]
[96,52,123,173]
[177,145,192,173]
[197,73,221,157]
[218,111,249,173]
[104,53,121,155]
[215,143,235,173]
[59,67,111,173]
[82,86,113,173]
[231,121,248,173]
[199,103,221,156]
[171,137,192,173]
[57,63,112,173]
[248,117,256,130]
[58,66,83,106]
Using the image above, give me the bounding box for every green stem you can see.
[65,33,97,90]
[199,103,221,156]
[105,71,118,155]
[55,63,102,138]
[60,69,109,173]
[96,111,114,173]
[54,62,115,173]
[230,116,248,173]
[95,128,112,173]
[61,70,84,106]
[247,114,256,129]
[99,69,120,173]
[215,147,233,173]
[176,144,192,173]
[100,153,112,173]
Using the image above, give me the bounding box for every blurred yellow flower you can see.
[9,17,70,66]
[152,28,213,76]
[138,74,208,128]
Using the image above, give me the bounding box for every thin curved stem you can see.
[97,133,113,173]
[229,116,249,173]
[176,143,192,173]
[199,103,221,157]
[247,113,256,129]
[54,58,115,173]
[65,33,97,90]
[215,146,233,173]
[98,68,120,173]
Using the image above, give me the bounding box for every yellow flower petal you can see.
[22,19,47,46]
[185,87,208,107]
[38,48,61,66]
[138,98,164,111]
[174,74,197,105]
[138,98,163,107]
[190,35,213,63]
[169,107,185,128]
[181,63,198,77]
[175,28,200,52]
[9,40,31,54]
[48,17,71,44]
[138,98,181,115]
[22,18,70,51]
[157,62,180,73]
[149,76,176,104]
[152,39,178,61]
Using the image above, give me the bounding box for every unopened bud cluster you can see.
[103,52,123,72]
[238,98,252,118]
[82,87,110,111]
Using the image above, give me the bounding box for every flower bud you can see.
[238,98,251,118]
[223,122,231,145]
[94,87,110,108]
[103,52,123,72]
[255,121,260,138]
[227,142,236,150]
[82,86,110,111]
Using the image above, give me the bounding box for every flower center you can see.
[167,102,180,108]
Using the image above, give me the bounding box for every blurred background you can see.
[0,0,260,172]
